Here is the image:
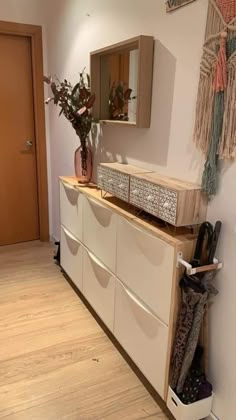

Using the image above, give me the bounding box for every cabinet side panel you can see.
[136,36,154,128]
[90,54,101,120]
[177,190,207,226]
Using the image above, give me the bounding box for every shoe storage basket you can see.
[167,387,213,420]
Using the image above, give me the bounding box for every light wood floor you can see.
[0,241,170,420]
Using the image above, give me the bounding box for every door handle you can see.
[25,140,33,148]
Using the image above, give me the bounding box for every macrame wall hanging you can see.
[194,0,236,197]
[166,0,196,12]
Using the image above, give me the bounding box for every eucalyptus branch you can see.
[44,71,95,174]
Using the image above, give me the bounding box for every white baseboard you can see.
[50,235,59,243]
[208,412,219,420]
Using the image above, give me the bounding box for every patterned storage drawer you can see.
[111,171,129,201]
[129,176,144,208]
[158,188,177,225]
[97,165,114,194]
[97,165,207,227]
[143,181,160,217]
[97,165,106,190]
[97,165,129,201]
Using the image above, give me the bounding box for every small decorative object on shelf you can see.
[44,71,95,184]
[166,0,196,12]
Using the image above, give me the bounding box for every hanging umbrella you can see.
[170,221,221,401]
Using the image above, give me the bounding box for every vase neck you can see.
[77,133,87,143]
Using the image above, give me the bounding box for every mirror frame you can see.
[90,35,154,128]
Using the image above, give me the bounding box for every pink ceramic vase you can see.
[74,145,92,184]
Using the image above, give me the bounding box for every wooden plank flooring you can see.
[0,241,170,420]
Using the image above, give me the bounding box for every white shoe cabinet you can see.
[59,177,197,404]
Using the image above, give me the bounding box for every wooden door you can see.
[0,34,39,246]
[108,52,130,86]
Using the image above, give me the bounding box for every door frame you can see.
[0,20,49,241]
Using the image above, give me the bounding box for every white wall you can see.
[45,0,207,239]
[0,0,53,235]
[2,1,236,419]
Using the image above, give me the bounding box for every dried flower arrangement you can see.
[44,71,95,177]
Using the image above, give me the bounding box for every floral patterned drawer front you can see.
[97,165,106,190]
[97,165,114,195]
[97,166,129,201]
[111,171,129,201]
[129,177,144,208]
[158,188,177,224]
[143,181,160,217]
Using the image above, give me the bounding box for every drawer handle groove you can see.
[119,280,166,326]
[62,225,80,243]
[87,196,112,213]
[62,182,77,191]
[122,218,165,243]
[86,248,113,274]
[86,197,114,227]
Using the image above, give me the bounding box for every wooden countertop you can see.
[60,177,197,247]
[60,177,138,220]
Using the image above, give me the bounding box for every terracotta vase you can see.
[74,145,92,184]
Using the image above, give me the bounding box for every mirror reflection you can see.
[101,49,138,123]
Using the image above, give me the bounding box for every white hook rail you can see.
[177,252,223,275]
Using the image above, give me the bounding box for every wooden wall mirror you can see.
[91,36,154,128]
